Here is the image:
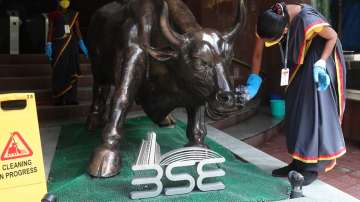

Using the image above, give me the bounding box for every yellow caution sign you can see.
[0,93,47,202]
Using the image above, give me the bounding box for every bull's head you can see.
[148,1,246,107]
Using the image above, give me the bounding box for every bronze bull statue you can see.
[86,0,246,178]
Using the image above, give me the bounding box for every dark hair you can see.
[257,2,289,39]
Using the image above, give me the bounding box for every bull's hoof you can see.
[158,115,176,128]
[87,145,121,178]
[184,142,209,149]
[86,113,103,132]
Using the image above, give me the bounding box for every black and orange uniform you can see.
[48,9,82,105]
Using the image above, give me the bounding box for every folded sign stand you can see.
[0,93,47,202]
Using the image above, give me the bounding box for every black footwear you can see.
[301,171,318,186]
[272,162,295,177]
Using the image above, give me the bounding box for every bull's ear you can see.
[146,47,178,62]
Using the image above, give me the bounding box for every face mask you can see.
[59,0,70,9]
[256,29,286,47]
[264,35,284,47]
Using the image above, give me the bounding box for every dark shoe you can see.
[301,171,318,186]
[272,162,295,177]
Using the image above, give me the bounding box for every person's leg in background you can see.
[64,82,78,105]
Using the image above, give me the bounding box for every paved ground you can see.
[257,134,360,200]
[39,110,359,201]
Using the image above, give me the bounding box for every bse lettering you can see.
[130,133,226,199]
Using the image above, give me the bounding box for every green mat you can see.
[48,117,290,202]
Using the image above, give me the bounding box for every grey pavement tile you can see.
[40,127,61,179]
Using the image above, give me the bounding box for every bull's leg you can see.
[87,83,111,131]
[87,47,146,178]
[185,106,208,148]
[87,82,100,131]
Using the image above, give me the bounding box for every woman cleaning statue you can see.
[244,2,346,185]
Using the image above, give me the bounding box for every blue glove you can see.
[246,73,262,99]
[45,42,52,61]
[313,59,330,91]
[78,39,89,58]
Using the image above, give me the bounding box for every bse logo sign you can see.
[130,132,226,199]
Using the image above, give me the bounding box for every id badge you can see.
[280,68,289,86]
[64,25,71,34]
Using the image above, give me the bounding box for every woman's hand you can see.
[313,59,330,91]
[246,73,263,98]
[79,39,89,58]
[45,42,52,61]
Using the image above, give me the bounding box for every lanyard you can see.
[279,28,290,69]
[279,28,290,86]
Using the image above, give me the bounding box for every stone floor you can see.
[257,134,360,200]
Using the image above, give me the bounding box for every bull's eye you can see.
[193,59,207,71]
[200,60,209,68]
[200,59,212,69]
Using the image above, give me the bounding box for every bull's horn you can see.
[223,0,247,42]
[160,2,186,47]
